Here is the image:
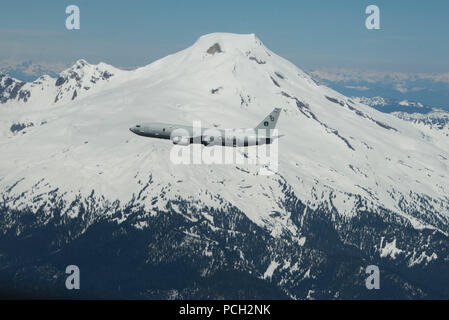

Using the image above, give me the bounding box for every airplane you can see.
[129,108,282,147]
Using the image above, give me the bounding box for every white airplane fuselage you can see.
[129,108,281,147]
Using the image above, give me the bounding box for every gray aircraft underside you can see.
[130,108,281,147]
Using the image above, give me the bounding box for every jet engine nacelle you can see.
[201,135,216,146]
[246,135,258,146]
[172,136,190,146]
[235,135,258,147]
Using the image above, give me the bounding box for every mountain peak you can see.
[192,32,265,55]
[60,59,117,78]
[197,32,258,42]
[65,59,117,73]
[73,59,89,68]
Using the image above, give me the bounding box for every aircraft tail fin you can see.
[255,108,281,132]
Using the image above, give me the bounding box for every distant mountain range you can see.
[311,69,449,112]
[352,96,433,114]
[0,60,70,82]
[350,96,449,135]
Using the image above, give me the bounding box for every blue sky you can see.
[1,0,449,73]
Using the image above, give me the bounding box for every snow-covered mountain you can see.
[397,100,425,108]
[393,109,449,135]
[351,95,449,135]
[351,96,431,111]
[1,33,449,299]
[352,96,391,107]
[0,59,122,107]
[0,60,69,82]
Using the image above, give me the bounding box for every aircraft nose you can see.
[129,127,136,133]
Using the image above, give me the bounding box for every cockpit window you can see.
[136,125,141,128]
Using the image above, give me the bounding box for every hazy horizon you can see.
[1,0,449,74]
